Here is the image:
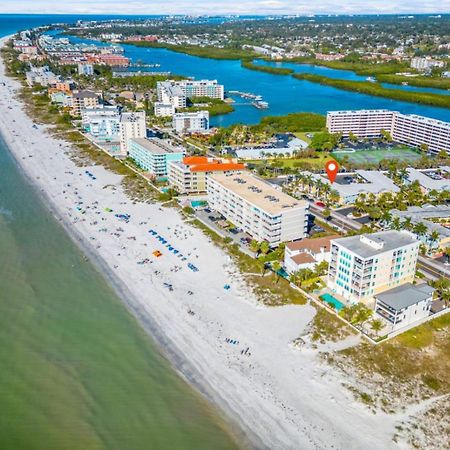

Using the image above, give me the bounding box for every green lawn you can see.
[331,147,422,165]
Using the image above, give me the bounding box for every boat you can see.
[253,100,269,109]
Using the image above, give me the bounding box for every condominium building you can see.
[327,231,419,303]
[175,79,224,100]
[173,111,210,134]
[168,156,245,194]
[411,57,445,72]
[78,63,94,76]
[157,79,224,105]
[26,66,61,87]
[326,110,395,138]
[119,111,146,155]
[327,110,450,154]
[128,138,185,177]
[71,90,100,116]
[207,171,309,246]
[156,82,187,108]
[391,114,450,154]
[154,102,176,117]
[82,106,121,141]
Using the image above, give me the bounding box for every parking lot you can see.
[194,208,255,256]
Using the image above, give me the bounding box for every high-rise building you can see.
[119,111,146,156]
[207,171,309,246]
[327,231,419,303]
[168,156,245,194]
[326,110,450,154]
[82,106,121,141]
[128,138,185,177]
[172,111,209,134]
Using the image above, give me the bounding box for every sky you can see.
[0,0,449,15]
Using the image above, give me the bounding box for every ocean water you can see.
[0,15,238,450]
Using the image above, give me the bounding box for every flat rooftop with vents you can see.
[208,171,308,215]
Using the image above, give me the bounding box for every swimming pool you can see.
[320,293,345,312]
[191,200,207,208]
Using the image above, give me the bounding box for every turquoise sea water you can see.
[0,15,239,450]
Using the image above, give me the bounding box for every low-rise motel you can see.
[207,171,309,246]
[326,109,450,154]
[327,230,419,304]
[168,156,245,194]
[129,138,185,178]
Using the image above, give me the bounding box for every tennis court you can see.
[331,147,422,165]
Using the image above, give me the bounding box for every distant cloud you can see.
[0,0,449,15]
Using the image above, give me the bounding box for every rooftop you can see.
[286,235,340,253]
[130,138,185,155]
[375,283,434,311]
[392,204,450,239]
[333,230,418,258]
[310,170,400,198]
[406,167,450,191]
[209,171,308,215]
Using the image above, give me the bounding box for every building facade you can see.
[327,110,450,154]
[327,231,419,303]
[82,106,121,141]
[156,82,187,108]
[168,156,245,194]
[71,90,100,116]
[326,110,395,138]
[172,111,210,134]
[154,102,176,117]
[128,138,185,177]
[374,283,434,331]
[78,63,94,76]
[119,111,146,156]
[207,171,309,246]
[284,235,339,274]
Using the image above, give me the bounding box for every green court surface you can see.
[331,147,422,165]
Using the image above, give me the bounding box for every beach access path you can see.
[0,36,408,450]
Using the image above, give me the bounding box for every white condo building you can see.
[119,111,146,156]
[173,111,210,134]
[327,231,419,303]
[82,106,121,140]
[327,110,450,154]
[157,79,224,107]
[154,102,176,117]
[156,82,187,108]
[207,171,309,246]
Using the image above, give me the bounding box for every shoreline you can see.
[0,34,408,450]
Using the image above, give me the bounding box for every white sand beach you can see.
[0,36,409,450]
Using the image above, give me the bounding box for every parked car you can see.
[229,228,239,235]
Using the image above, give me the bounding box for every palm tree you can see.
[249,240,261,254]
[380,211,392,227]
[413,222,428,238]
[272,261,282,283]
[370,319,384,337]
[429,230,440,248]
[391,216,401,231]
[259,240,270,256]
[401,217,413,231]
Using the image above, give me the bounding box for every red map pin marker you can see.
[325,160,339,184]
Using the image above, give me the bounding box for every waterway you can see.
[0,14,238,450]
[64,34,450,127]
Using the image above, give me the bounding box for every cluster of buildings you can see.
[154,79,225,133]
[327,109,450,155]
[38,34,129,67]
[410,57,446,72]
[13,34,40,62]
